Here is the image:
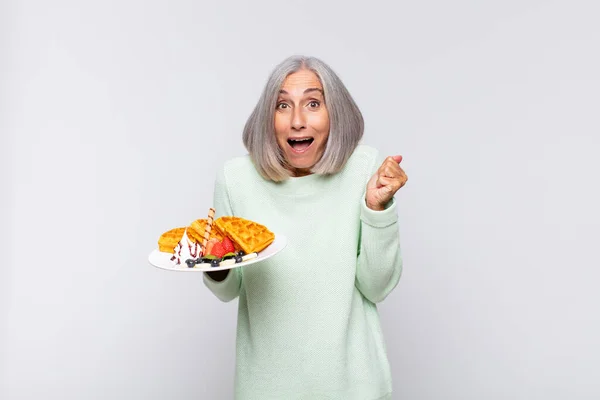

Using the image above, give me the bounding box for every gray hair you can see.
[242,55,364,182]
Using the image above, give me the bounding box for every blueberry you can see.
[235,256,243,263]
[185,259,196,268]
[237,250,245,257]
[211,259,220,267]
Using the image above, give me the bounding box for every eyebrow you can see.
[279,88,324,95]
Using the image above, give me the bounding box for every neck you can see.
[290,168,313,177]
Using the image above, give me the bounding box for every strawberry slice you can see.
[222,236,235,254]
[210,242,227,258]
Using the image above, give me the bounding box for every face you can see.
[275,69,330,177]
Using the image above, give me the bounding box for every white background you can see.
[2,0,600,399]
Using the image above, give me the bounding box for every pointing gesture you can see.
[365,155,408,211]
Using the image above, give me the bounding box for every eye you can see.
[308,100,320,108]
[276,102,289,110]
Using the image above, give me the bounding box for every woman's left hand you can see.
[365,155,408,211]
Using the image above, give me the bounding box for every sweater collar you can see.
[266,172,332,196]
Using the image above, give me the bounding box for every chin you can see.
[282,154,318,175]
[286,161,314,172]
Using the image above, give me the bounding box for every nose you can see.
[291,107,305,131]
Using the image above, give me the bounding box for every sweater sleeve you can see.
[202,164,243,302]
[355,151,403,304]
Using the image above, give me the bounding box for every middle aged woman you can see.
[203,55,408,400]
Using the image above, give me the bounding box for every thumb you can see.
[391,155,403,163]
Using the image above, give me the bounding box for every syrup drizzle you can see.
[170,239,203,266]
[190,242,199,258]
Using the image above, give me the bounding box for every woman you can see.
[203,55,408,400]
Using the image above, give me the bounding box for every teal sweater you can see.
[203,144,403,400]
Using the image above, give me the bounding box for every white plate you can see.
[148,234,287,272]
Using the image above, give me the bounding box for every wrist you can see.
[365,199,385,212]
[361,197,398,228]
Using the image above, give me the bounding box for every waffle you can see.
[187,218,226,245]
[158,227,186,253]
[214,216,275,254]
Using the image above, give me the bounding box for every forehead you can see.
[281,69,323,91]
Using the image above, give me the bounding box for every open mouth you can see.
[287,137,314,152]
